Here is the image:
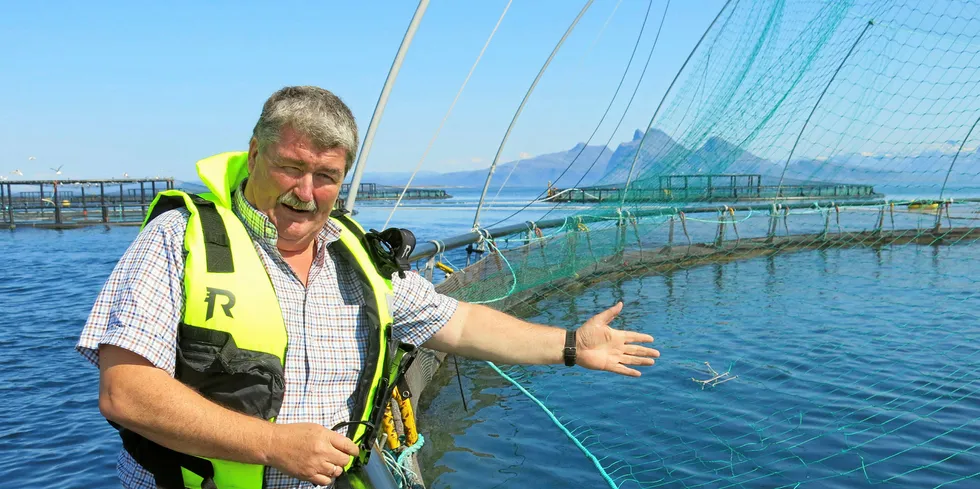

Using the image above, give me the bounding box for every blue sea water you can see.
[419,243,980,488]
[1,187,978,488]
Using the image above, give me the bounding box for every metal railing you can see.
[408,198,889,262]
[547,184,879,203]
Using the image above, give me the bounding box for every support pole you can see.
[100,183,108,223]
[472,0,594,230]
[774,20,874,197]
[53,182,62,224]
[344,0,429,214]
[823,208,831,239]
[767,204,778,242]
[6,184,14,228]
[714,210,725,248]
[939,112,980,201]
[622,0,733,207]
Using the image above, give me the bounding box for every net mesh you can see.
[421,0,980,487]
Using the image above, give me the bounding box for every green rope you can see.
[396,433,425,468]
[485,361,620,489]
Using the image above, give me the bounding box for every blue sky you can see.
[0,0,726,182]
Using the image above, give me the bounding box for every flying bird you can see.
[51,165,64,175]
[12,170,23,176]
[28,156,36,161]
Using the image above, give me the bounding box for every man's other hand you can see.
[269,423,360,486]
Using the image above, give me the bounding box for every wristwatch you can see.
[563,330,576,367]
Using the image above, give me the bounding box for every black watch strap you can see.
[563,330,576,367]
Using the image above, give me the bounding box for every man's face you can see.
[245,126,347,252]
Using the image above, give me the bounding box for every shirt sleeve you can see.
[75,209,188,375]
[389,270,459,346]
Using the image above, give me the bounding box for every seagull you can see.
[51,165,63,175]
[12,169,23,176]
[28,156,36,161]
[123,172,129,178]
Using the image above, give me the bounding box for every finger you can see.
[595,301,624,323]
[610,363,642,377]
[625,331,654,344]
[620,355,656,366]
[326,451,354,468]
[330,432,361,457]
[308,474,334,486]
[625,345,660,358]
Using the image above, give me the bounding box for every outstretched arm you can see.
[422,301,660,376]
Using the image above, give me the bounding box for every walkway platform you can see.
[547,174,881,203]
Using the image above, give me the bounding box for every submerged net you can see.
[418,0,980,487]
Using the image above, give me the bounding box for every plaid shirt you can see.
[76,182,458,489]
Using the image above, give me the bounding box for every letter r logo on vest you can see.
[205,287,236,320]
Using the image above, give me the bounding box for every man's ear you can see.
[248,137,259,173]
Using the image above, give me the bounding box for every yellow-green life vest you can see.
[114,152,406,489]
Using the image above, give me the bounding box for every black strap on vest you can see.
[332,226,389,446]
[109,421,218,489]
[195,197,234,274]
[146,194,234,274]
[330,209,423,460]
[113,192,237,487]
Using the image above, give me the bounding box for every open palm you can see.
[575,302,660,376]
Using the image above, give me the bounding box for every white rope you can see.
[383,0,514,229]
[579,0,624,68]
[484,152,528,214]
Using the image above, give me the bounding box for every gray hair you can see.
[251,86,359,172]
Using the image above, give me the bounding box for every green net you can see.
[420,0,980,487]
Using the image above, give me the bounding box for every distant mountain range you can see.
[595,128,980,188]
[171,128,979,192]
[360,142,613,189]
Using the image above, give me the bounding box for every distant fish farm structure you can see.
[1,178,453,229]
[546,174,881,204]
[340,182,451,201]
[1,178,176,229]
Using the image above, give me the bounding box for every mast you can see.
[344,0,430,213]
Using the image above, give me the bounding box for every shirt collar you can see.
[231,179,342,250]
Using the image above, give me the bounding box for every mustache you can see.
[277,192,318,212]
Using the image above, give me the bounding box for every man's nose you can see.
[294,174,314,202]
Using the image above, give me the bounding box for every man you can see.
[77,86,660,489]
